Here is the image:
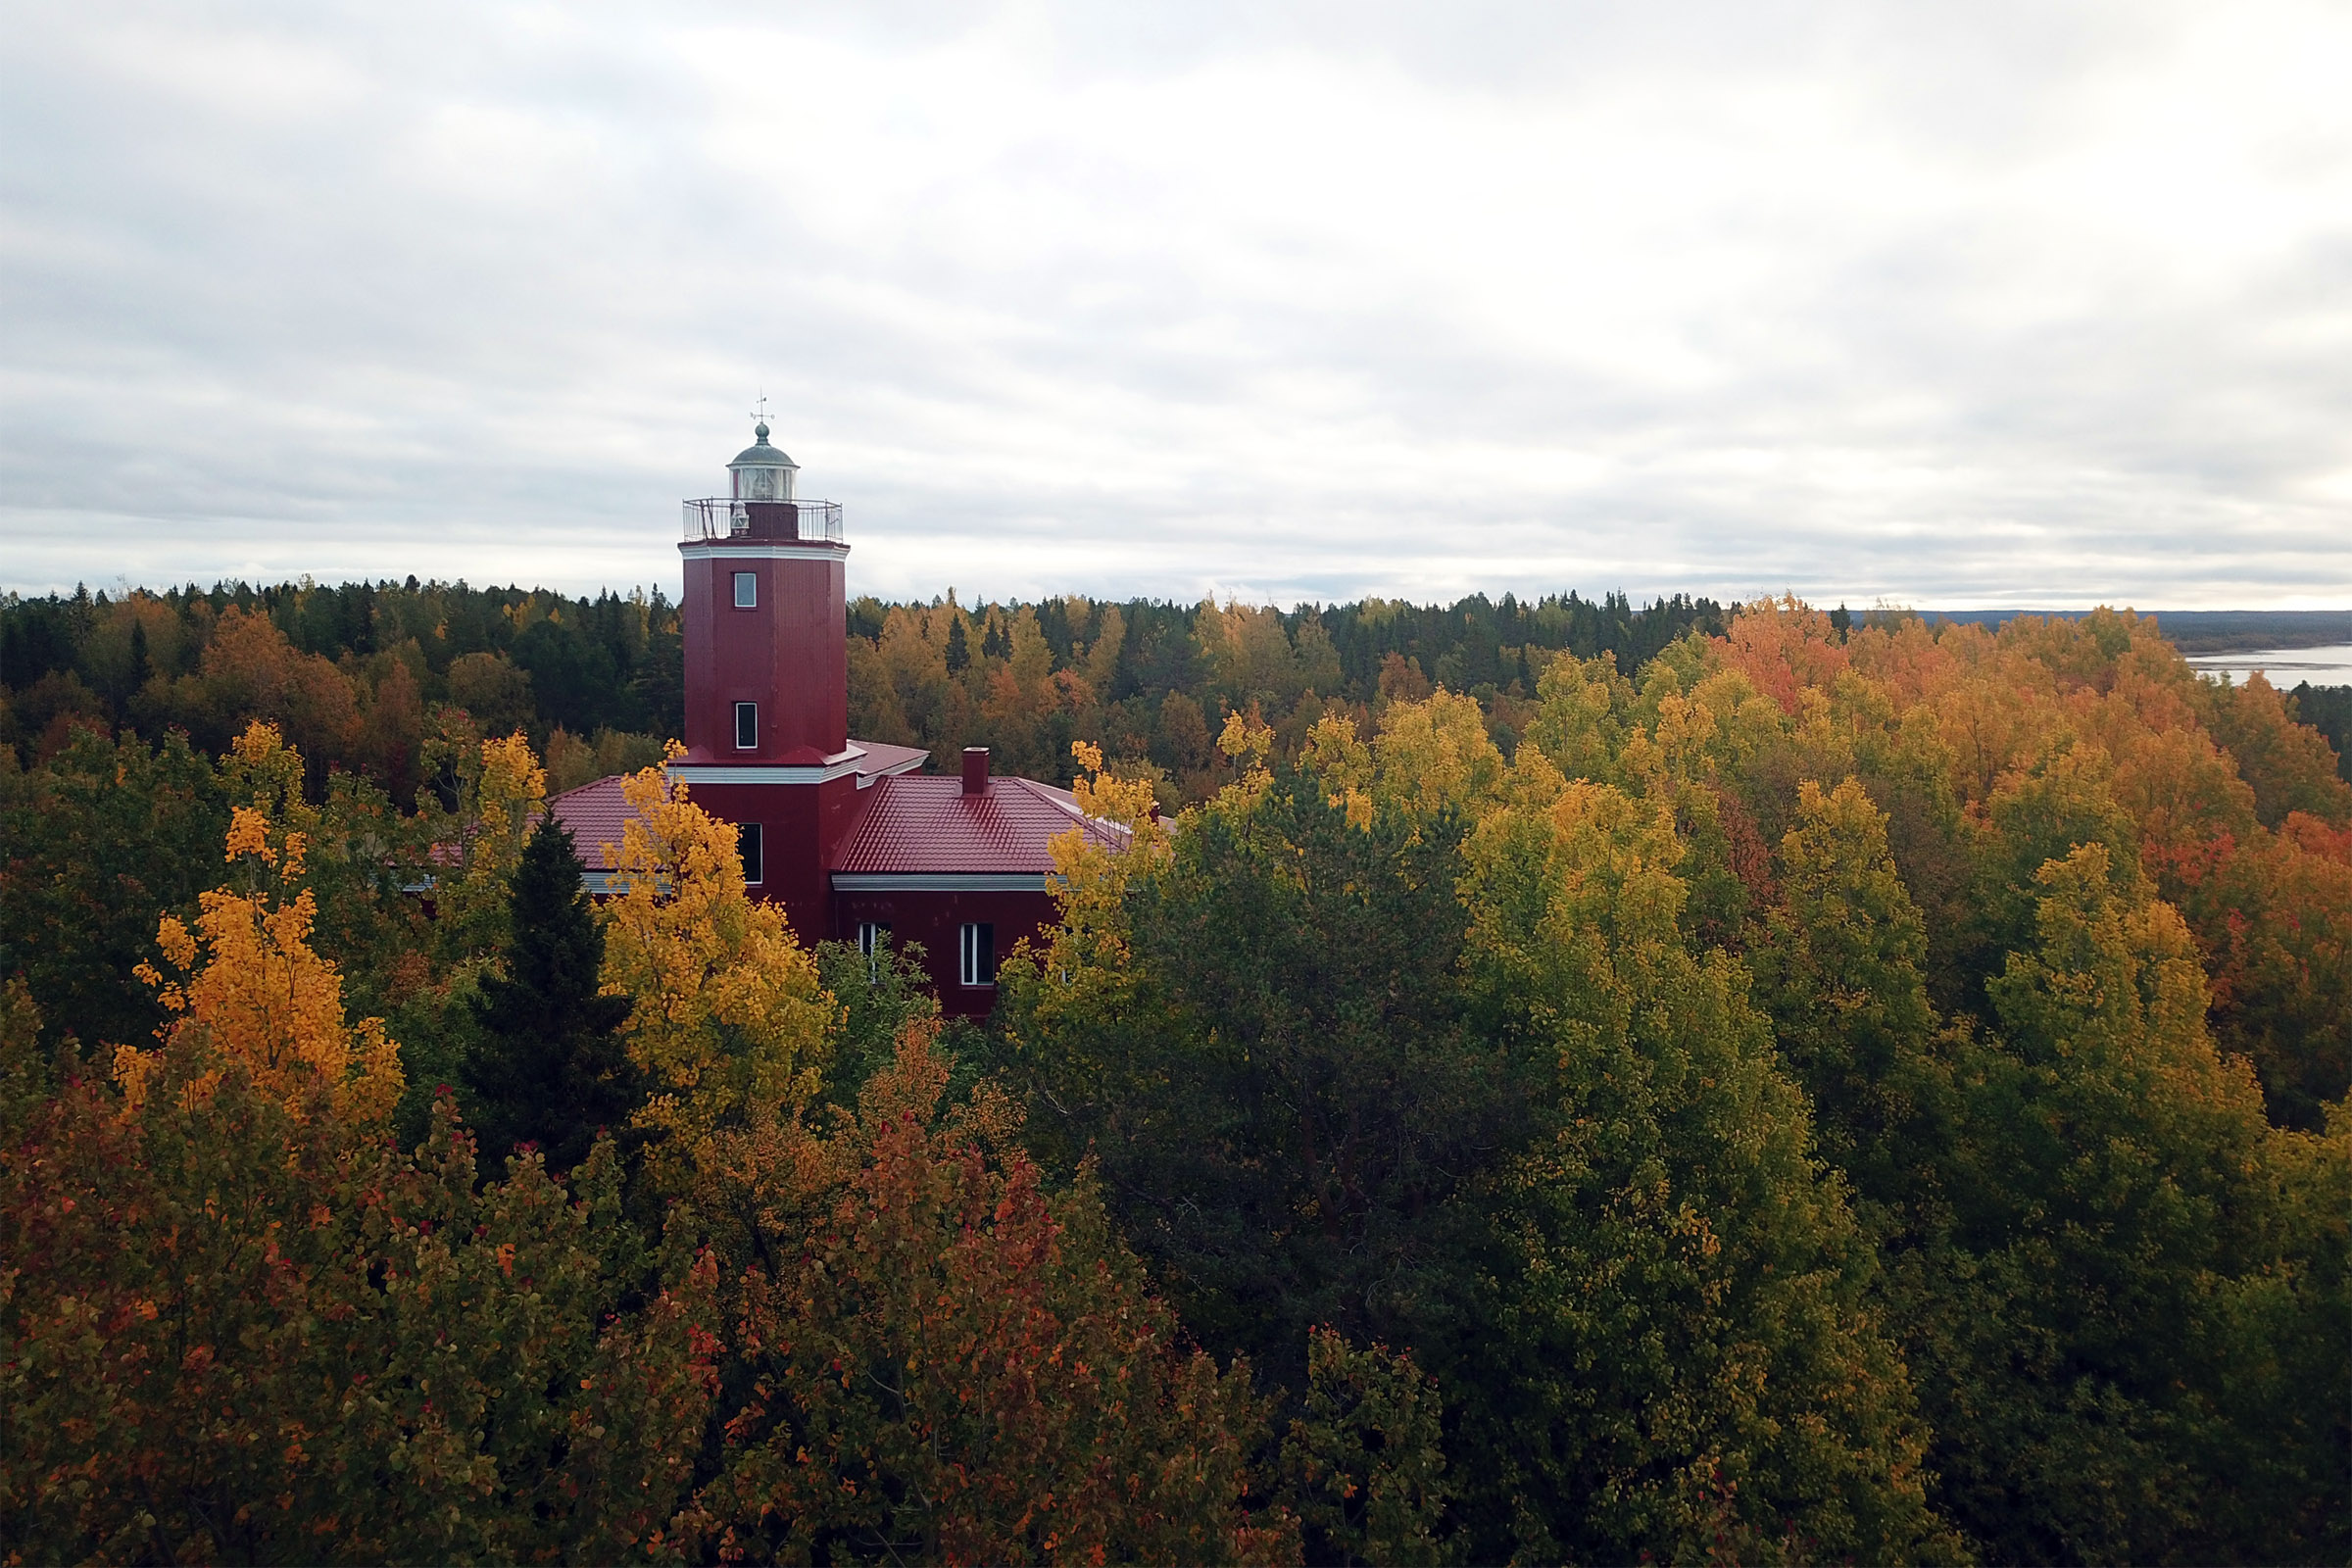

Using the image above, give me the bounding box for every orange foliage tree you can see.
[680,1022,1298,1566]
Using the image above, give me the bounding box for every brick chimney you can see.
[961,747,990,795]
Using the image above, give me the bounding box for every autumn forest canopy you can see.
[2,582,2349,1564]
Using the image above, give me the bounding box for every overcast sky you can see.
[4,1,2349,609]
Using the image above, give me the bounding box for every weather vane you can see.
[750,390,771,429]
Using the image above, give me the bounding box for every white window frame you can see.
[959,922,996,988]
[733,571,758,609]
[734,702,758,750]
[738,822,763,885]
[858,920,893,981]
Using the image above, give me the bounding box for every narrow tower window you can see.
[734,702,758,750]
[733,571,758,609]
[959,923,996,988]
[738,822,763,885]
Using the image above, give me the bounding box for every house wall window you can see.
[858,920,893,980]
[959,922,996,988]
[738,822,763,885]
[733,571,758,609]
[735,702,758,750]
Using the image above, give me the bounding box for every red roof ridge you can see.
[550,774,627,804]
[1002,773,1130,828]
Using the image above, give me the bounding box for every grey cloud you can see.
[2,0,2347,609]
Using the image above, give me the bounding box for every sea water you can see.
[2187,644,2352,686]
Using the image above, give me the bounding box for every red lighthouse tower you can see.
[679,423,846,764]
[666,421,923,941]
[551,417,1128,1017]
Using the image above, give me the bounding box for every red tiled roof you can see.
[546,774,643,870]
[830,774,1129,874]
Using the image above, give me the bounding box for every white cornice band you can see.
[679,542,850,562]
[669,759,863,785]
[831,872,1054,893]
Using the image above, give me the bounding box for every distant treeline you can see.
[7,580,2347,805]
[1924,607,2352,655]
[2,579,1725,804]
[0,579,682,802]
[839,589,1729,806]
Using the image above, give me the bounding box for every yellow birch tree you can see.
[597,751,834,1193]
[120,720,404,1125]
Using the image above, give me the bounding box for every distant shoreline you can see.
[1914,609,2352,655]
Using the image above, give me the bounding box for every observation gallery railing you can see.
[680,498,845,544]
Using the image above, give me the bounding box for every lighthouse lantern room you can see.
[727,421,798,504]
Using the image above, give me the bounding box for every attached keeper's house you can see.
[550,422,1125,1016]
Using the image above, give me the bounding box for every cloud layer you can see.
[4,0,2349,607]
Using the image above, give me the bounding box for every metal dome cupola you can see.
[728,420,799,502]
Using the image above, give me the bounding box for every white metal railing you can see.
[681,497,844,543]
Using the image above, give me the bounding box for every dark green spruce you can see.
[465,816,635,1172]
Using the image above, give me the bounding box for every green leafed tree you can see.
[1280,1328,1453,1567]
[0,725,226,1056]
[1004,710,1957,1563]
[1749,776,1956,1228]
[1904,843,2350,1564]
[1455,777,1958,1565]
[1000,759,1524,1393]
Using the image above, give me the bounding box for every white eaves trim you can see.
[831,872,1054,894]
[580,870,670,896]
